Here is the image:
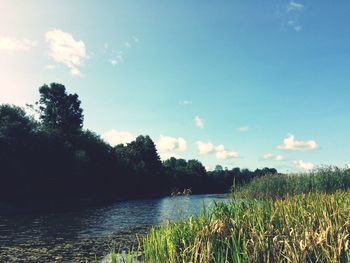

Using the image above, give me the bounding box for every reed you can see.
[233,166,350,199]
[139,190,350,262]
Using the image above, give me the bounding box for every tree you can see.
[0,104,36,139]
[38,83,83,136]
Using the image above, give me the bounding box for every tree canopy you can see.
[0,83,278,209]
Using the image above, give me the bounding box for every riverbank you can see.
[136,191,350,262]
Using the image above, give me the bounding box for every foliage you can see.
[38,83,83,136]
[0,83,277,206]
[139,191,350,263]
[234,166,350,199]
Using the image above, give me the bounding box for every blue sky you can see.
[1,0,350,172]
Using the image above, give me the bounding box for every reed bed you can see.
[234,167,350,199]
[139,191,350,263]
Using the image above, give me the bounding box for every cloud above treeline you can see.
[156,135,188,160]
[294,160,314,171]
[277,134,319,151]
[262,153,285,161]
[196,141,239,160]
[46,29,88,77]
[0,36,37,52]
[101,129,136,146]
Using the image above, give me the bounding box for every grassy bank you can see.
[135,190,350,262]
[233,167,350,199]
[117,168,350,262]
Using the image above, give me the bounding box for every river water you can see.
[0,194,228,262]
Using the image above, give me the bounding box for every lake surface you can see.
[0,194,228,262]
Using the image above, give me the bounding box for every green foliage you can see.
[0,104,37,139]
[139,191,350,262]
[38,83,83,135]
[0,82,276,205]
[234,166,350,199]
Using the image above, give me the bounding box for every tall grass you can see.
[233,167,350,199]
[139,191,350,262]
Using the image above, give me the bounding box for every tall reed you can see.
[233,166,350,199]
[140,191,350,262]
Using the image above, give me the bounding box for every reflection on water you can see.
[0,194,227,246]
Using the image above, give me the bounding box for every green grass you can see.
[137,191,350,262]
[233,166,350,199]
[125,168,350,262]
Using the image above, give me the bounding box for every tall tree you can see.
[38,83,83,136]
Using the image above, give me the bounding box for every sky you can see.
[1,0,350,172]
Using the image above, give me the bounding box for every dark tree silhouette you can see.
[38,83,83,136]
[0,83,278,213]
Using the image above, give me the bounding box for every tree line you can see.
[0,83,277,205]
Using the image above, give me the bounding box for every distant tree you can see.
[124,135,162,174]
[187,159,206,177]
[0,104,37,139]
[215,165,224,172]
[38,83,83,136]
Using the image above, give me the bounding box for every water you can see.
[0,194,228,262]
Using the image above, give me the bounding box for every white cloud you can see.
[196,141,214,154]
[215,144,225,152]
[159,152,181,161]
[179,100,192,105]
[294,160,314,171]
[157,135,187,152]
[285,1,304,32]
[45,64,56,70]
[46,29,87,77]
[101,129,136,146]
[157,135,187,161]
[262,153,285,161]
[0,36,37,52]
[287,1,304,12]
[125,41,131,48]
[195,116,204,128]
[238,126,249,132]
[132,36,139,43]
[275,155,284,161]
[215,144,239,160]
[196,141,240,160]
[216,150,239,160]
[109,51,124,66]
[277,134,319,151]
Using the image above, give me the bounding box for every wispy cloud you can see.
[262,153,285,161]
[101,129,135,146]
[194,116,204,128]
[132,36,139,43]
[287,1,304,12]
[237,126,249,132]
[294,160,314,171]
[46,29,87,77]
[277,134,319,151]
[125,41,131,48]
[0,36,37,52]
[109,51,124,66]
[108,36,139,67]
[286,1,304,32]
[179,100,192,105]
